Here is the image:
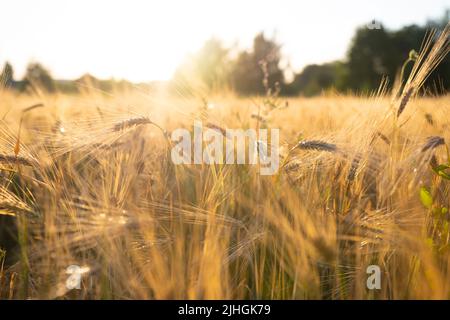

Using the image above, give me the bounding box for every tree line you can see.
[172,11,450,96]
[0,62,137,94]
[1,11,448,96]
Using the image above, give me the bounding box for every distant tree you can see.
[429,48,450,93]
[287,61,348,96]
[231,51,259,94]
[423,11,450,92]
[230,33,285,95]
[195,38,230,90]
[172,38,231,94]
[346,12,450,93]
[346,25,398,92]
[23,63,55,92]
[0,62,14,88]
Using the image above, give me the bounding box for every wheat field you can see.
[0,27,449,300]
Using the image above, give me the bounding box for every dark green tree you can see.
[346,13,450,94]
[288,61,348,96]
[346,25,398,92]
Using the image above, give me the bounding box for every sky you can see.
[0,0,448,82]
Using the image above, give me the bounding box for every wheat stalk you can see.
[397,23,450,117]
[0,154,37,167]
[112,117,152,132]
[296,140,338,153]
[421,136,445,152]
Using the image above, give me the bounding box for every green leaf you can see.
[443,221,449,234]
[420,187,433,209]
[432,164,450,180]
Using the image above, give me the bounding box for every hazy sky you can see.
[0,0,448,82]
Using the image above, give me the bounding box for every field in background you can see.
[0,87,449,299]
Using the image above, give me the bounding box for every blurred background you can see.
[0,0,449,96]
